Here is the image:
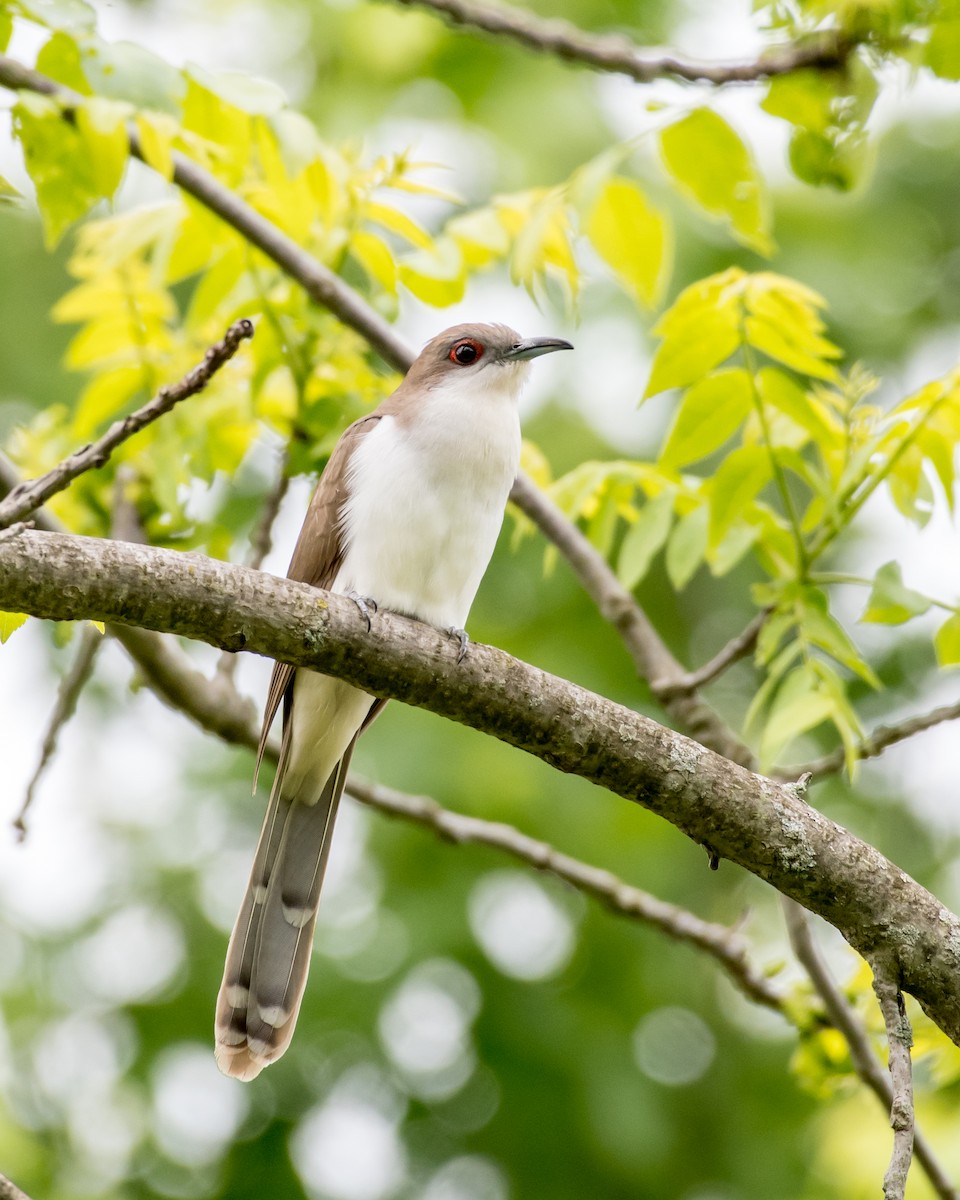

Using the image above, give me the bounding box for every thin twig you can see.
[0,1172,33,1200]
[391,0,852,85]
[652,608,770,699]
[873,971,917,1200]
[783,900,955,1200]
[0,319,254,530]
[349,775,787,1013]
[12,624,102,839]
[785,698,960,781]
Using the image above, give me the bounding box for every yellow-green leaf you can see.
[586,177,671,309]
[935,613,960,667]
[134,110,178,182]
[351,230,397,294]
[366,201,433,251]
[644,268,745,398]
[659,109,773,256]
[708,445,771,546]
[759,666,834,769]
[76,96,131,198]
[660,368,752,468]
[0,611,29,643]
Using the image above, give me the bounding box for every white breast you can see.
[335,370,523,629]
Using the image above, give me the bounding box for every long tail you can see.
[214,739,356,1081]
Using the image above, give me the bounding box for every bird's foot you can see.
[346,591,379,633]
[447,626,469,664]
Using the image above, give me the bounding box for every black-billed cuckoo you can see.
[215,322,573,1080]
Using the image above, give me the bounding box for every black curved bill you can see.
[502,337,574,361]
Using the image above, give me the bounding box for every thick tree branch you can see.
[0,1172,33,1200]
[783,901,956,1200]
[390,0,851,85]
[4,529,960,1049]
[0,320,253,529]
[0,455,784,1009]
[873,972,916,1200]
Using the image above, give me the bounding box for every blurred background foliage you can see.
[3,0,960,1198]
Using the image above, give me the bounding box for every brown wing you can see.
[254,414,384,785]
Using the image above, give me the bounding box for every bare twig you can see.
[873,971,917,1200]
[0,1172,33,1200]
[789,698,960,781]
[391,0,852,85]
[350,775,787,1013]
[783,900,955,1200]
[0,320,254,530]
[12,624,102,839]
[652,608,770,699]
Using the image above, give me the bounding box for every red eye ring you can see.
[449,339,484,366]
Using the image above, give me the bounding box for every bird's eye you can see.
[449,339,484,365]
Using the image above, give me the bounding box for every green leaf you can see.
[399,238,465,307]
[927,20,960,81]
[759,665,834,770]
[744,275,840,380]
[350,230,397,294]
[35,28,90,93]
[788,128,866,192]
[134,110,178,181]
[757,367,840,445]
[617,493,674,589]
[81,36,185,114]
[586,177,671,309]
[13,92,99,247]
[644,268,745,398]
[75,96,131,198]
[660,368,753,468]
[799,589,880,688]
[0,611,28,643]
[665,505,708,591]
[0,9,12,52]
[659,109,773,256]
[761,70,835,134]
[861,562,932,625]
[707,445,771,546]
[935,613,960,667]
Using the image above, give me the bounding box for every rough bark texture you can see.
[3,528,960,1046]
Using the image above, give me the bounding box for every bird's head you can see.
[407,322,573,398]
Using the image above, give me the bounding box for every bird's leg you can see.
[447,626,469,664]
[345,591,378,633]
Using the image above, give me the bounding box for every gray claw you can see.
[447,626,469,664]
[347,591,378,632]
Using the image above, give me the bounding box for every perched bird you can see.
[215,322,573,1080]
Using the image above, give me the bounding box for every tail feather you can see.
[214,741,356,1082]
